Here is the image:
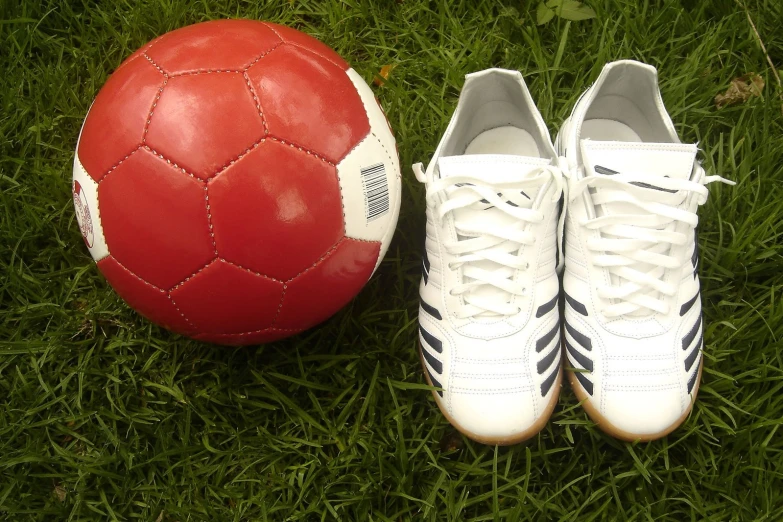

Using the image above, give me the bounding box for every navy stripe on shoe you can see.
[419,326,442,353]
[422,347,442,374]
[565,338,593,372]
[422,250,430,284]
[574,371,594,396]
[540,363,560,397]
[536,293,559,318]
[536,321,560,352]
[594,165,619,175]
[427,368,443,397]
[682,315,702,350]
[687,358,701,394]
[564,320,591,351]
[537,343,559,375]
[630,181,678,193]
[420,300,442,320]
[680,293,699,316]
[564,292,588,316]
[684,345,700,373]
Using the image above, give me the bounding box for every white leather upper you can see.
[557,60,717,435]
[416,69,563,439]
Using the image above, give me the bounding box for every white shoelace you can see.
[569,166,734,317]
[414,162,567,319]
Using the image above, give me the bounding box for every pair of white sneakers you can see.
[413,60,733,444]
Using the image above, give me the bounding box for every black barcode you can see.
[360,163,389,222]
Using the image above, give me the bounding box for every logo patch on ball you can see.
[72,180,94,248]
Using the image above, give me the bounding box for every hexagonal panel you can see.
[145,73,266,180]
[99,147,215,289]
[275,238,380,330]
[170,259,284,334]
[146,19,282,74]
[97,255,193,335]
[247,44,369,164]
[209,139,344,280]
[264,22,348,70]
[78,58,165,180]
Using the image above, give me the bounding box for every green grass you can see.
[2,0,782,520]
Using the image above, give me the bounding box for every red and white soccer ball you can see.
[73,20,401,345]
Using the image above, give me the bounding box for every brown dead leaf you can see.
[155,511,165,522]
[439,429,464,452]
[54,485,67,502]
[714,73,765,108]
[373,64,397,86]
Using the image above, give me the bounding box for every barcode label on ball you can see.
[360,163,389,222]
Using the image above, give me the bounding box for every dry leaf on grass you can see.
[439,429,464,452]
[373,64,397,86]
[714,73,765,108]
[53,485,67,502]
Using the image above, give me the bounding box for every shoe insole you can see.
[465,126,540,157]
[581,119,642,142]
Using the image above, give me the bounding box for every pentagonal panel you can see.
[145,73,265,180]
[263,22,348,70]
[146,19,282,74]
[194,328,300,346]
[78,58,164,180]
[275,238,380,330]
[247,45,369,164]
[97,255,193,335]
[170,259,284,334]
[209,139,344,280]
[99,147,215,289]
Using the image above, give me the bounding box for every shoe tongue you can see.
[579,141,698,317]
[437,154,550,318]
[580,140,697,180]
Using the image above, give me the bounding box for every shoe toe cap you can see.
[600,387,687,438]
[447,389,545,444]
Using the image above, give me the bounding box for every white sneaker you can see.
[556,60,733,441]
[413,69,567,445]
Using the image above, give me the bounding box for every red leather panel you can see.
[144,73,266,180]
[170,259,284,334]
[146,19,282,73]
[247,44,369,164]
[98,147,215,289]
[209,139,344,280]
[78,58,164,180]
[97,255,193,335]
[275,238,380,330]
[263,22,349,70]
[194,328,301,346]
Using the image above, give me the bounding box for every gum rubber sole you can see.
[419,342,561,446]
[567,351,702,442]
